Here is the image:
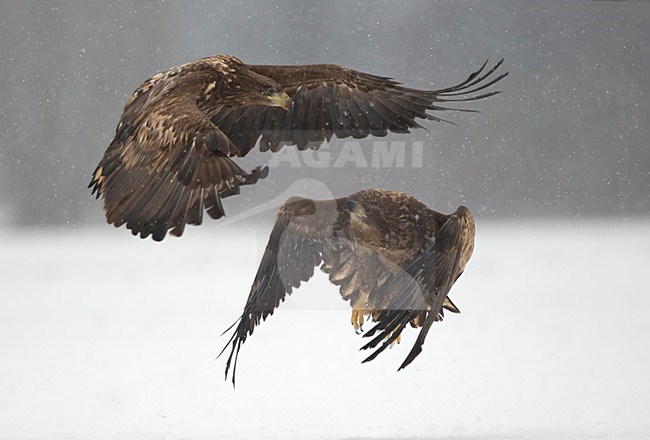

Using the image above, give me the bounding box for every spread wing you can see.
[219,197,340,386]
[213,59,508,154]
[359,209,473,369]
[89,68,267,241]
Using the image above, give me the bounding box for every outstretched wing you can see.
[220,197,340,386]
[213,59,508,154]
[360,208,474,369]
[89,69,267,241]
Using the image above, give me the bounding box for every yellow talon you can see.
[351,308,367,334]
[350,309,403,343]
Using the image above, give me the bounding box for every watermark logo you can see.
[267,140,424,169]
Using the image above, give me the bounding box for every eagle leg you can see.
[352,309,400,344]
[351,308,368,334]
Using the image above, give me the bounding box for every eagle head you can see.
[344,200,373,220]
[232,67,292,110]
[343,199,390,231]
[259,87,292,110]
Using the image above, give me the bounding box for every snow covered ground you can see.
[1,219,649,439]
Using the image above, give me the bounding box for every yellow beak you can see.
[267,92,292,111]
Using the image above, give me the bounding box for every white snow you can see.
[1,220,649,439]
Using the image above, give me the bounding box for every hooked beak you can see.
[267,92,292,110]
[344,200,367,219]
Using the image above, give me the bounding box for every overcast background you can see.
[1,0,648,230]
[1,1,649,439]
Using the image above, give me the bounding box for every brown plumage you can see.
[89,54,506,241]
[219,188,475,385]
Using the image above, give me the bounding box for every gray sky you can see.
[1,0,648,229]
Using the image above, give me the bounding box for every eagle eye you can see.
[364,206,372,215]
[261,87,276,96]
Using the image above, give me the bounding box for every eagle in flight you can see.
[89,54,506,241]
[220,188,475,385]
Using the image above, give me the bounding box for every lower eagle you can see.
[89,54,506,241]
[220,188,475,385]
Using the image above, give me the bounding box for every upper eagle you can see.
[89,54,505,241]
[220,188,475,385]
